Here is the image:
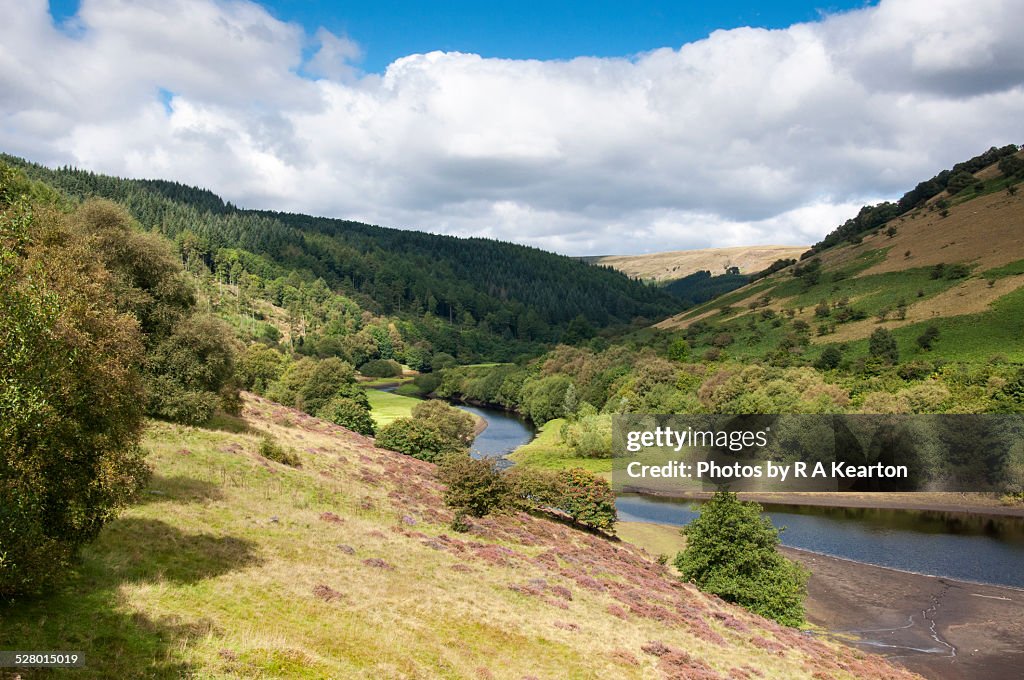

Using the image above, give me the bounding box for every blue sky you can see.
[14,1,1022,254]
[50,0,876,73]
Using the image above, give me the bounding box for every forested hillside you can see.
[1,154,678,356]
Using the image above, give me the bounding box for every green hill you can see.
[655,147,1024,365]
[0,153,680,356]
[0,394,919,679]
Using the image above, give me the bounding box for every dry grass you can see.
[0,394,923,679]
[826,190,1024,277]
[596,245,807,283]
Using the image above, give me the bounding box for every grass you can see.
[982,259,1024,279]
[0,395,895,679]
[356,375,413,387]
[363,387,421,427]
[828,284,1024,363]
[616,522,687,565]
[508,419,612,476]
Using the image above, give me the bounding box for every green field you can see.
[826,284,1024,363]
[363,388,421,427]
[507,419,612,476]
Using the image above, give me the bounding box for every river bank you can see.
[626,489,1024,519]
[616,520,1024,680]
[784,546,1024,680]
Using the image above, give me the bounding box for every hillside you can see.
[654,149,1024,364]
[0,394,917,679]
[593,245,808,283]
[0,154,680,353]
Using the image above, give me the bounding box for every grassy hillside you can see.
[0,395,917,679]
[1,153,680,352]
[655,153,1024,364]
[593,246,808,283]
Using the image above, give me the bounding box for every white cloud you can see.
[1,0,1022,255]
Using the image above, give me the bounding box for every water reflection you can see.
[616,493,1024,588]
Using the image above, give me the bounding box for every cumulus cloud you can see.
[1,0,1022,255]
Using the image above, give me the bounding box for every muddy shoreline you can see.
[630,489,1024,519]
[783,546,1024,680]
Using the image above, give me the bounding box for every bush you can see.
[359,359,403,378]
[504,466,616,533]
[917,325,940,351]
[868,328,899,365]
[145,315,239,424]
[376,418,458,462]
[258,435,301,467]
[675,492,807,627]
[318,396,375,435]
[438,454,512,517]
[556,468,617,532]
[814,346,843,370]
[411,400,476,447]
[1,175,150,597]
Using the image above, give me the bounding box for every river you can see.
[455,400,1024,590]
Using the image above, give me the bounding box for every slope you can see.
[593,245,808,283]
[654,148,1024,363]
[1,154,680,346]
[0,394,918,679]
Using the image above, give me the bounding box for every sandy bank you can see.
[784,546,1024,680]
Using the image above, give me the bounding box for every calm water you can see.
[383,386,1024,588]
[370,385,534,466]
[616,493,1024,589]
[457,404,535,467]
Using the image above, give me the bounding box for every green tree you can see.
[146,315,240,424]
[299,357,356,414]
[1,170,150,597]
[555,468,617,532]
[359,359,403,377]
[318,396,375,435]
[562,314,595,344]
[437,454,512,517]
[868,327,899,365]
[410,400,475,448]
[667,337,690,361]
[236,344,286,392]
[674,492,807,627]
[916,325,940,351]
[814,346,843,370]
[376,419,459,462]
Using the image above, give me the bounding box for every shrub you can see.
[814,346,843,370]
[318,396,375,435]
[674,492,807,627]
[504,466,616,533]
[258,435,301,466]
[438,454,513,517]
[917,325,940,351]
[556,468,617,532]
[359,359,403,378]
[411,400,475,448]
[868,328,899,365]
[145,314,239,425]
[376,418,457,462]
[2,176,150,597]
